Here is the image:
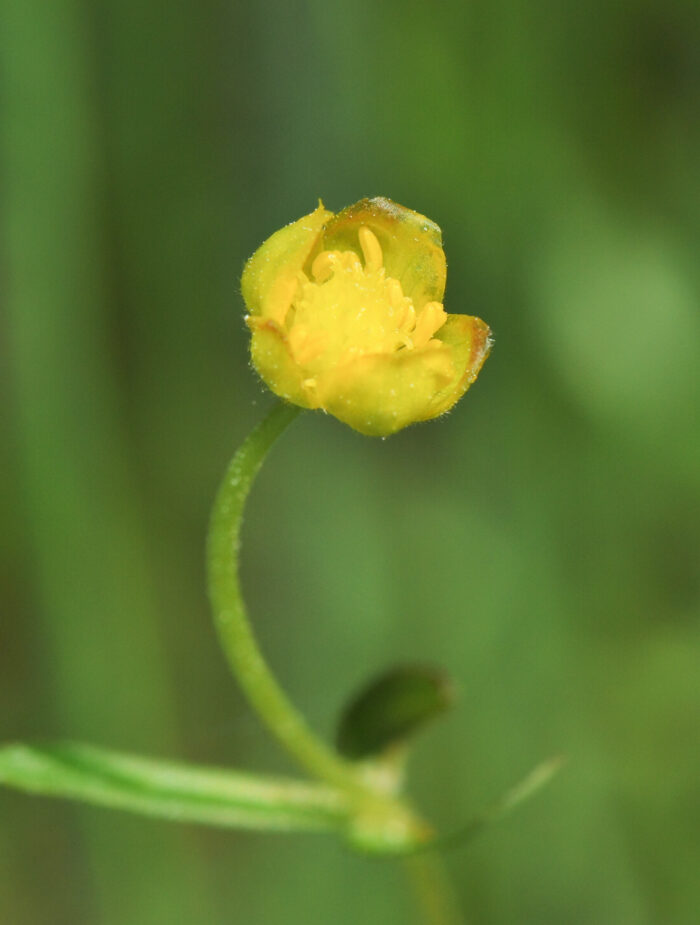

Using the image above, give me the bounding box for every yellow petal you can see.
[320,198,446,312]
[247,317,315,408]
[317,346,455,437]
[421,314,492,420]
[241,203,333,323]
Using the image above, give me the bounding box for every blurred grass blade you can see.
[439,755,566,850]
[336,665,455,760]
[0,742,349,834]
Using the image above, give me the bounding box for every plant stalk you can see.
[207,400,363,793]
[405,852,465,925]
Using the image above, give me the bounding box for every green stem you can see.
[207,400,361,792]
[405,852,465,925]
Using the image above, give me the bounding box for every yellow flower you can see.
[242,197,491,436]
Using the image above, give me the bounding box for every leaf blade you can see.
[0,742,349,834]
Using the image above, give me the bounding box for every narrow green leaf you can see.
[439,755,567,850]
[336,665,455,760]
[0,742,349,834]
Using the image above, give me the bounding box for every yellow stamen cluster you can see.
[282,228,447,392]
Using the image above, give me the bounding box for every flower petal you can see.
[320,198,446,311]
[242,203,333,322]
[317,346,455,437]
[247,317,315,408]
[422,314,492,419]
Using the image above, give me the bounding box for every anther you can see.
[358,226,384,273]
[386,278,404,307]
[311,251,336,283]
[412,301,447,348]
[397,300,416,333]
[340,251,362,272]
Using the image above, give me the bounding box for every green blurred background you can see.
[2,1,699,922]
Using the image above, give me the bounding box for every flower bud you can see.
[242,197,491,436]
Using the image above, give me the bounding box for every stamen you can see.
[412,301,447,348]
[387,277,416,332]
[387,278,404,307]
[287,225,440,370]
[358,226,384,273]
[398,301,416,336]
[311,251,336,283]
[340,251,362,272]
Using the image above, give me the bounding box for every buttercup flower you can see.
[242,197,491,436]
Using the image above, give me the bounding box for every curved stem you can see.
[207,400,361,792]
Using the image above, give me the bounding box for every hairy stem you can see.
[207,400,362,792]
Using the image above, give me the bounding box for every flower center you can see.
[283,227,447,376]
